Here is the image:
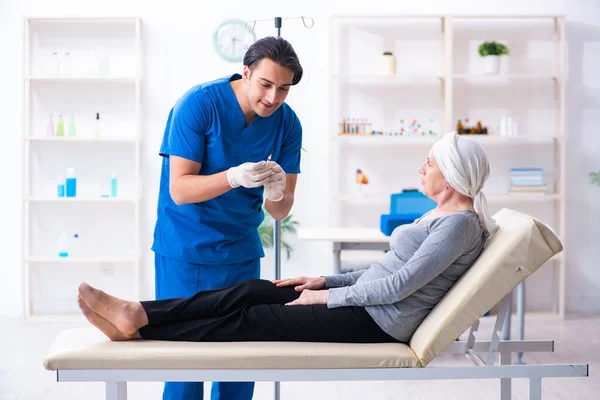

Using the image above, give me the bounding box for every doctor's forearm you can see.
[265,193,294,220]
[170,172,231,205]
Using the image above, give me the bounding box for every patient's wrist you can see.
[318,277,327,289]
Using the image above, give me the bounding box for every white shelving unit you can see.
[329,15,567,315]
[22,16,143,318]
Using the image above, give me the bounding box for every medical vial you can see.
[65,167,77,197]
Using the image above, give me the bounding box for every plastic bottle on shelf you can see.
[65,167,77,197]
[66,114,76,137]
[58,232,70,257]
[55,115,65,137]
[110,172,118,197]
[57,175,65,197]
[500,116,507,136]
[46,114,55,137]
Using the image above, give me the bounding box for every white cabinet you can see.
[22,17,143,318]
[329,15,566,315]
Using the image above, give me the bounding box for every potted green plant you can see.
[591,171,600,187]
[478,41,509,75]
[258,211,299,260]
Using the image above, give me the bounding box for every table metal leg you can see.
[333,242,342,275]
[500,350,512,400]
[105,382,127,400]
[516,281,525,364]
[502,292,513,340]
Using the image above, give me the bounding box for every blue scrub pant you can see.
[155,253,259,400]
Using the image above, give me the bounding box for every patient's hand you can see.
[272,276,326,292]
[285,289,328,306]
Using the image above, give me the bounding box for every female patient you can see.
[78,131,498,344]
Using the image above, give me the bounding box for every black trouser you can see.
[138,279,397,343]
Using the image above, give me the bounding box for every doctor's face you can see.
[242,58,294,118]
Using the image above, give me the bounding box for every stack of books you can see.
[509,168,546,195]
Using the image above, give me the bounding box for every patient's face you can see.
[418,152,447,199]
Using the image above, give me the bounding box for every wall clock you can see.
[213,19,256,62]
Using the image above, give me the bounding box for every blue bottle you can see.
[66,167,77,197]
[110,173,118,197]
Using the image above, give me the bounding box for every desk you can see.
[296,228,390,274]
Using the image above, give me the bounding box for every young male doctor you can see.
[151,36,303,400]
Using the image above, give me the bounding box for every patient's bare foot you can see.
[78,282,148,335]
[77,295,140,341]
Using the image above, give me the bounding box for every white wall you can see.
[1,0,599,317]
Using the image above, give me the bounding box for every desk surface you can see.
[297,228,389,243]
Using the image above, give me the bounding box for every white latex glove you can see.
[264,162,286,202]
[227,161,273,189]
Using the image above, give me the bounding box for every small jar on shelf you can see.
[378,52,397,75]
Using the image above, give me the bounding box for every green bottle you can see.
[67,114,76,137]
[56,115,65,137]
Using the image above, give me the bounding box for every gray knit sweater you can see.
[324,210,486,343]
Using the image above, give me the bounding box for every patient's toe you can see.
[78,282,102,310]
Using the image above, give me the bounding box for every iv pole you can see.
[244,15,314,400]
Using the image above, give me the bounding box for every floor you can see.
[0,313,597,400]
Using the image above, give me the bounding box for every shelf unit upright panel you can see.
[329,15,446,228]
[328,15,566,316]
[450,15,566,316]
[22,17,143,318]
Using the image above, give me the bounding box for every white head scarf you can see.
[432,131,498,241]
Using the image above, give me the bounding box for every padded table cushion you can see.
[409,208,563,366]
[44,327,421,370]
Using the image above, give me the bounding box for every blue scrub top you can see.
[152,74,302,265]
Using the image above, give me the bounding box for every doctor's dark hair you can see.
[243,36,303,85]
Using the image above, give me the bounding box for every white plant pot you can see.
[483,55,501,75]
